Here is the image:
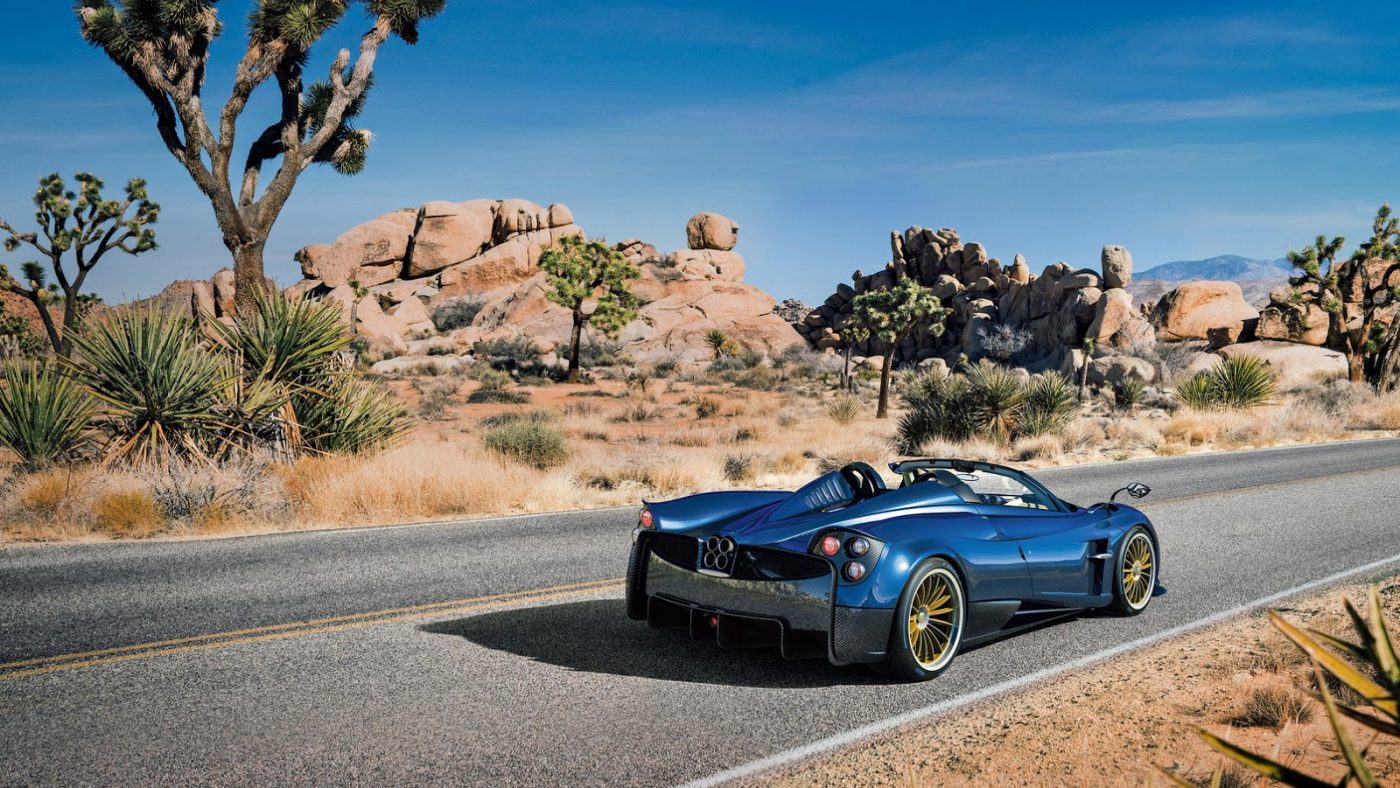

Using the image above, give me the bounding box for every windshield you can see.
[769,471,855,520]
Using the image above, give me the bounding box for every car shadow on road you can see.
[420,599,891,687]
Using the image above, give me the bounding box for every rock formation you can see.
[1149,281,1259,343]
[275,201,800,362]
[796,227,1151,369]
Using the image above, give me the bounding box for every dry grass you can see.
[91,490,164,538]
[3,368,1399,543]
[772,577,1400,787]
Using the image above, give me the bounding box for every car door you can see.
[976,503,1108,605]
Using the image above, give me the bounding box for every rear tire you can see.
[1108,526,1156,616]
[874,558,965,681]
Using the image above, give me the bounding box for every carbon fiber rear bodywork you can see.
[626,532,893,665]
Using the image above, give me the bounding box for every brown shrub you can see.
[92,490,165,538]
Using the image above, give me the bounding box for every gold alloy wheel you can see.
[1122,533,1155,609]
[907,568,961,670]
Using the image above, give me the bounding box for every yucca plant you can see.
[0,360,92,467]
[1213,356,1276,409]
[1175,372,1218,410]
[704,329,739,359]
[1175,357,1276,410]
[826,394,862,425]
[965,360,1026,442]
[1177,585,1398,787]
[897,368,976,451]
[294,377,410,455]
[1114,376,1147,411]
[1020,372,1078,438]
[68,306,228,462]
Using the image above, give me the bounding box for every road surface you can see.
[3,440,1400,786]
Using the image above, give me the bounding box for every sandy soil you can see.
[770,577,1400,787]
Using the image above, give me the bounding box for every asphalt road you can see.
[3,439,1400,786]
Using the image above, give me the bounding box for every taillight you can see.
[843,561,866,581]
[847,537,870,557]
[639,508,654,529]
[819,535,841,556]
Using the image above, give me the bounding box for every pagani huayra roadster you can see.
[626,459,1158,680]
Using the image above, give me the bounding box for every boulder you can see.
[1215,341,1346,388]
[388,296,434,333]
[296,244,331,279]
[1151,280,1259,342]
[354,296,409,355]
[408,199,495,276]
[1101,245,1133,289]
[1087,288,1133,344]
[305,209,416,288]
[284,278,321,302]
[1088,355,1156,386]
[1008,254,1030,284]
[685,212,740,251]
[191,280,217,319]
[493,198,545,242]
[1255,301,1329,346]
[212,268,236,316]
[1058,270,1102,291]
[546,203,574,227]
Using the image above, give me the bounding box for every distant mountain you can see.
[1130,254,1293,307]
[1137,254,1292,282]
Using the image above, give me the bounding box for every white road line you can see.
[680,551,1400,788]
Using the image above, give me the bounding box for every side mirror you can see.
[1110,482,1151,502]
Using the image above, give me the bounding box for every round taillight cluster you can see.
[638,508,654,529]
[819,535,842,556]
[843,562,866,581]
[847,537,870,557]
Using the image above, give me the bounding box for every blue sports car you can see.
[625,459,1158,680]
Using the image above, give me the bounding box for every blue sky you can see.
[2,1,1398,305]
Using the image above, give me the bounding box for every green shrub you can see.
[1113,376,1146,411]
[0,360,92,467]
[479,409,556,429]
[473,335,542,370]
[722,453,754,482]
[69,306,227,461]
[483,420,568,468]
[578,337,625,368]
[898,364,1080,452]
[738,348,765,369]
[965,361,1025,440]
[1020,372,1077,438]
[1175,356,1275,410]
[295,377,410,454]
[826,394,861,425]
[693,397,720,419]
[467,368,529,404]
[431,296,486,331]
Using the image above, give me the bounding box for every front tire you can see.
[875,558,965,681]
[1108,526,1157,616]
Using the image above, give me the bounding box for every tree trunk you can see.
[567,312,585,383]
[57,292,82,358]
[231,240,270,317]
[876,350,894,418]
[28,296,63,357]
[841,345,852,391]
[1078,355,1091,402]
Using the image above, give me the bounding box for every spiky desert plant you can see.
[704,329,738,360]
[1187,585,1398,787]
[897,368,976,452]
[68,306,227,461]
[965,360,1026,442]
[1175,357,1276,410]
[1113,376,1146,411]
[1020,371,1078,438]
[0,360,92,467]
[1175,371,1218,410]
[294,376,409,455]
[825,394,862,425]
[1212,356,1276,409]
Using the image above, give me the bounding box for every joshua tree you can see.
[76,0,445,315]
[838,321,868,392]
[1286,205,1400,389]
[848,278,946,418]
[539,236,640,383]
[0,172,158,355]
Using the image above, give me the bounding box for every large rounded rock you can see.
[685,212,740,251]
[1216,341,1346,387]
[303,209,416,288]
[1101,245,1133,289]
[1255,301,1329,346]
[1150,280,1259,342]
[1087,288,1133,344]
[408,200,495,277]
[1088,355,1156,385]
[493,199,546,242]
